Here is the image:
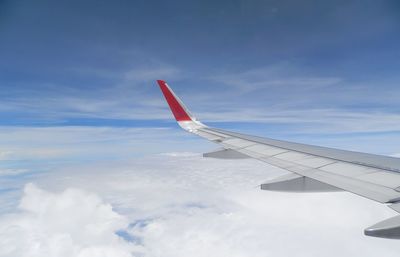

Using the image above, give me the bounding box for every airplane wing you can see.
[157,80,400,239]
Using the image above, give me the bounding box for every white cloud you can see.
[0,62,184,121]
[187,64,400,134]
[123,66,181,83]
[197,108,400,134]
[210,64,342,93]
[0,126,211,162]
[3,153,396,257]
[0,168,28,176]
[0,183,139,257]
[0,150,13,161]
[2,62,400,137]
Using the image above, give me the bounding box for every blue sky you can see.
[1,1,400,157]
[3,2,400,256]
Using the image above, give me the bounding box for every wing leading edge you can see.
[157,80,400,239]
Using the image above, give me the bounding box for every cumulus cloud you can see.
[2,153,395,257]
[0,183,139,257]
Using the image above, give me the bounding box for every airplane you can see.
[157,79,400,239]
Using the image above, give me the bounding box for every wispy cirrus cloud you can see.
[210,64,342,93]
[123,66,181,83]
[0,62,183,121]
[0,126,211,163]
[1,61,400,139]
[197,108,400,133]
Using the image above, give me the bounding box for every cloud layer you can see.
[2,153,400,257]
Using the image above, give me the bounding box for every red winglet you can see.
[157,80,192,121]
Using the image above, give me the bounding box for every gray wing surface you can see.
[157,79,400,239]
[196,127,400,203]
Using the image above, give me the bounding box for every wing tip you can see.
[157,79,166,85]
[157,79,193,121]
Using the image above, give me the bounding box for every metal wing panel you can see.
[263,155,400,203]
[207,128,400,172]
[245,144,288,156]
[357,172,400,189]
[220,138,257,148]
[196,127,400,203]
[294,156,336,168]
[193,130,223,141]
[319,162,376,177]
